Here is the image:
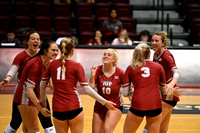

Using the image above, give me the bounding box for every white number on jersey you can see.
[102,87,111,95]
[141,67,150,77]
[57,67,65,80]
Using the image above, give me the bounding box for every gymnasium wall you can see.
[0,48,199,83]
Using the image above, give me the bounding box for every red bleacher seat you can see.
[53,2,70,17]
[15,2,32,17]
[15,16,32,30]
[95,3,111,18]
[119,17,135,32]
[79,31,94,44]
[37,31,53,41]
[0,2,12,16]
[78,16,95,32]
[34,2,51,17]
[0,16,12,32]
[54,16,71,31]
[35,16,52,32]
[76,3,93,17]
[114,3,131,18]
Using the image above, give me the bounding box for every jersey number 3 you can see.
[141,67,150,77]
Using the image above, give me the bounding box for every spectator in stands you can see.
[54,0,71,4]
[1,29,22,46]
[111,29,132,45]
[138,30,151,42]
[87,29,108,45]
[102,9,124,44]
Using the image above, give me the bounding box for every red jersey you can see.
[13,56,46,106]
[94,65,124,110]
[87,38,108,45]
[153,50,179,101]
[12,50,32,81]
[124,60,166,110]
[42,59,88,112]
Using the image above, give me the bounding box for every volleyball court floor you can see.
[0,83,200,133]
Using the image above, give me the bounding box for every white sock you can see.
[21,130,39,133]
[44,126,56,133]
[142,128,148,133]
[4,124,16,133]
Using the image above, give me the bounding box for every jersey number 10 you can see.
[102,87,111,95]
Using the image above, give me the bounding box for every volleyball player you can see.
[151,31,181,133]
[89,48,124,133]
[123,43,166,133]
[13,40,59,132]
[39,37,116,133]
[1,31,56,133]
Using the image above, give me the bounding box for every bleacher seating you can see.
[76,3,93,17]
[0,0,137,45]
[53,2,71,17]
[15,16,32,30]
[114,3,131,18]
[111,0,129,4]
[95,3,111,18]
[15,1,32,17]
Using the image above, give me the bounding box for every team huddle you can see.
[1,31,181,133]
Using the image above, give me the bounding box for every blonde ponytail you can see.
[59,37,75,73]
[131,43,150,70]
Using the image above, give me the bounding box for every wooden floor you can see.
[0,94,200,133]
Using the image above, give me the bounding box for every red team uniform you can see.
[41,59,89,112]
[11,50,32,84]
[124,60,166,111]
[153,50,179,101]
[94,65,124,113]
[13,56,46,106]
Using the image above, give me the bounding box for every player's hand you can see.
[173,87,182,97]
[40,100,47,107]
[49,79,54,91]
[104,101,116,110]
[165,83,174,95]
[0,78,9,89]
[90,66,97,76]
[40,107,51,117]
